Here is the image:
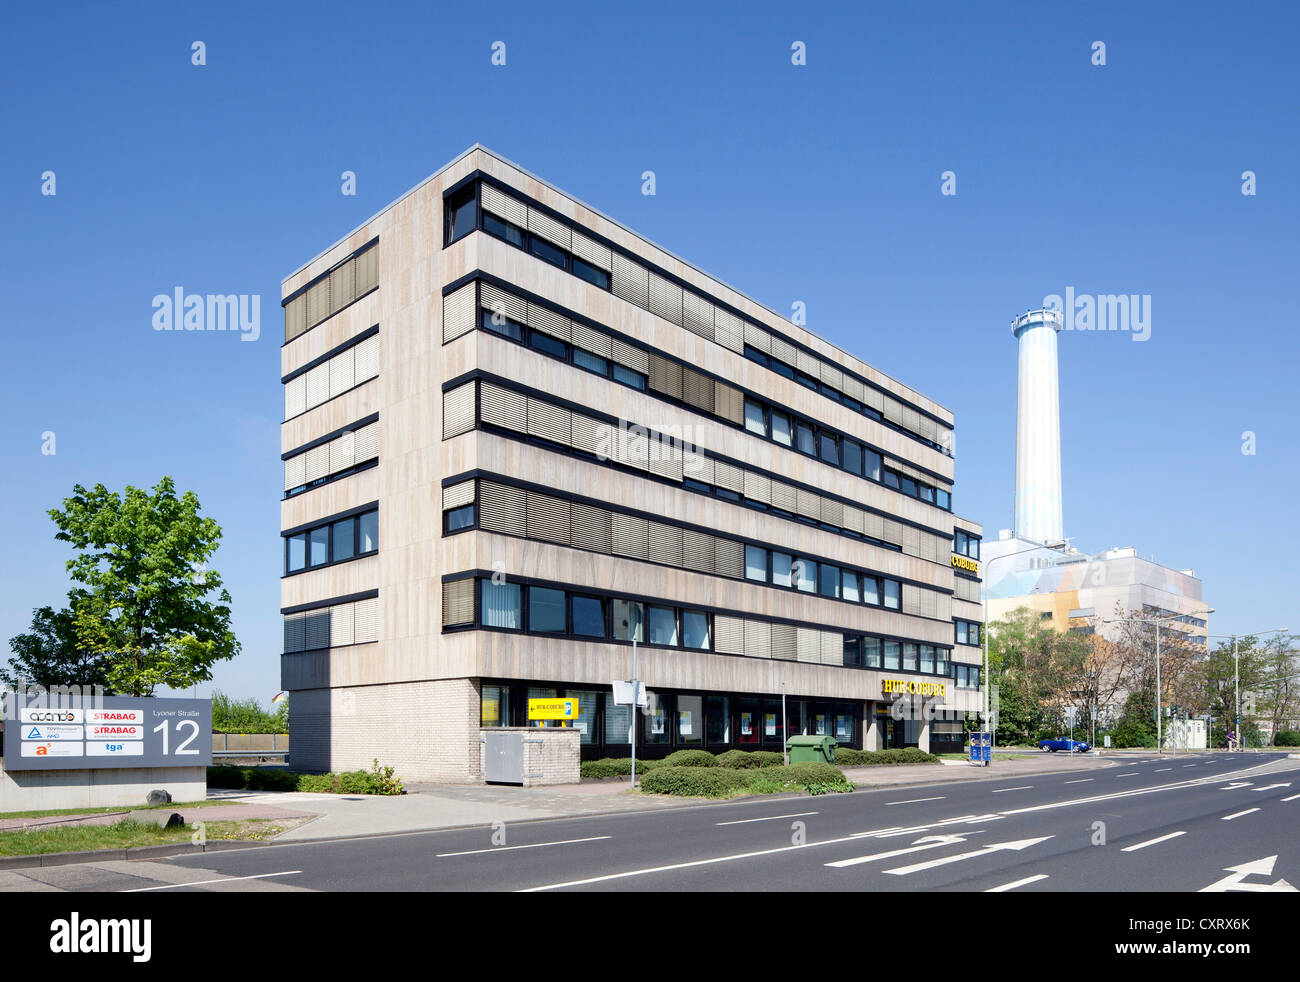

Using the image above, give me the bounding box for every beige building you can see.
[278,146,985,782]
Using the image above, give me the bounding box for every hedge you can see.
[832,748,940,766]
[206,760,404,795]
[579,757,666,778]
[1274,730,1300,747]
[639,761,854,797]
[661,749,719,767]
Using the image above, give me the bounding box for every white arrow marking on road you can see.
[1219,782,1253,790]
[1199,855,1298,893]
[1249,783,1292,792]
[883,836,1053,876]
[826,833,977,868]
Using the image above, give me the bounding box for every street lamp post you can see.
[981,537,1067,765]
[1205,630,1287,751]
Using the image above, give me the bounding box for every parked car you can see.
[1038,737,1091,753]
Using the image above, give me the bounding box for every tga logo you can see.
[152,288,260,341]
[50,913,151,962]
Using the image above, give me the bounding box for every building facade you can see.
[279,146,984,782]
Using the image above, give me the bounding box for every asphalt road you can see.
[18,753,1300,892]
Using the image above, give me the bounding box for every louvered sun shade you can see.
[283,595,379,653]
[442,579,475,627]
[284,334,379,420]
[284,420,380,493]
[442,282,477,343]
[284,242,379,343]
[456,378,952,563]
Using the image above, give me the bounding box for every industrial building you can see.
[278,146,985,782]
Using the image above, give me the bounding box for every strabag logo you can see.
[50,912,151,963]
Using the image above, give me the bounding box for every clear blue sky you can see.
[2,1,1296,702]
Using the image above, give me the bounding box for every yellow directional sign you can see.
[528,698,580,721]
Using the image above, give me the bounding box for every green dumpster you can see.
[785,735,837,764]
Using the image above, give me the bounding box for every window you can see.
[481,308,523,341]
[612,364,646,390]
[955,531,967,555]
[480,685,509,727]
[843,636,861,667]
[903,643,919,672]
[444,505,475,533]
[920,644,935,674]
[309,527,328,566]
[287,534,306,572]
[863,449,882,482]
[683,610,710,650]
[968,536,980,560]
[446,185,477,244]
[919,485,935,504]
[744,399,766,436]
[819,563,840,599]
[842,569,860,603]
[936,489,951,510]
[862,576,880,606]
[648,605,678,646]
[530,236,567,269]
[883,641,901,671]
[935,648,950,676]
[772,552,793,588]
[359,511,378,553]
[771,359,794,380]
[900,476,917,497]
[571,595,606,637]
[819,433,839,466]
[883,579,901,610]
[883,469,900,490]
[677,694,703,744]
[771,412,792,447]
[795,559,817,593]
[706,696,729,743]
[606,701,632,744]
[957,622,968,645]
[482,211,525,247]
[796,423,815,456]
[744,345,769,367]
[332,518,355,561]
[969,623,980,646]
[612,600,644,641]
[745,545,768,582]
[573,348,608,375]
[863,637,882,668]
[529,587,566,633]
[530,331,566,359]
[572,257,609,290]
[842,439,862,476]
[482,580,521,629]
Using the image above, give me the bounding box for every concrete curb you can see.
[0,838,267,871]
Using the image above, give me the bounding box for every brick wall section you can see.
[478,728,580,786]
[290,678,481,783]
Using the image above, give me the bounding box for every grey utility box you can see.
[484,730,524,784]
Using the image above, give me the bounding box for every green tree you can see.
[47,477,239,696]
[1111,690,1157,748]
[211,691,289,733]
[2,606,111,692]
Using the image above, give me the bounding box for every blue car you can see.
[1038,737,1091,753]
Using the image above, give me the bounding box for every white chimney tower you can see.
[1011,308,1064,544]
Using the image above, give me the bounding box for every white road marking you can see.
[1249,783,1292,792]
[986,873,1050,892]
[1121,831,1186,852]
[1183,764,1198,768]
[1281,794,1300,802]
[715,812,818,826]
[1200,855,1298,893]
[990,786,1033,793]
[1115,772,1140,778]
[1219,782,1253,790]
[123,871,302,892]
[1155,768,1172,772]
[884,836,1053,876]
[437,836,610,857]
[886,796,945,806]
[1064,778,1094,784]
[1221,808,1260,821]
[826,833,978,868]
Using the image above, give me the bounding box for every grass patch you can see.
[0,801,233,822]
[0,817,291,858]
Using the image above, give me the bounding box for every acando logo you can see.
[152,288,260,341]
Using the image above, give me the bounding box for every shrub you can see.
[1274,730,1300,747]
[748,751,785,768]
[639,766,748,798]
[205,761,403,794]
[244,768,298,792]
[736,762,854,794]
[579,757,664,778]
[832,748,939,766]
[662,749,718,768]
[207,765,246,788]
[211,690,288,734]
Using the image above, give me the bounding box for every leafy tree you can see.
[1111,690,1157,748]
[2,606,110,692]
[986,607,1091,743]
[47,477,239,696]
[211,691,289,733]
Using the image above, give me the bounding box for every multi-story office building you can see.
[279,146,984,782]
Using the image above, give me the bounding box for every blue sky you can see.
[2,1,1296,702]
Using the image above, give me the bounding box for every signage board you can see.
[5,695,211,771]
[951,554,979,574]
[882,679,947,698]
[528,697,579,721]
[968,731,992,763]
[611,681,647,707]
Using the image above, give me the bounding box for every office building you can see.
[279,146,984,781]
